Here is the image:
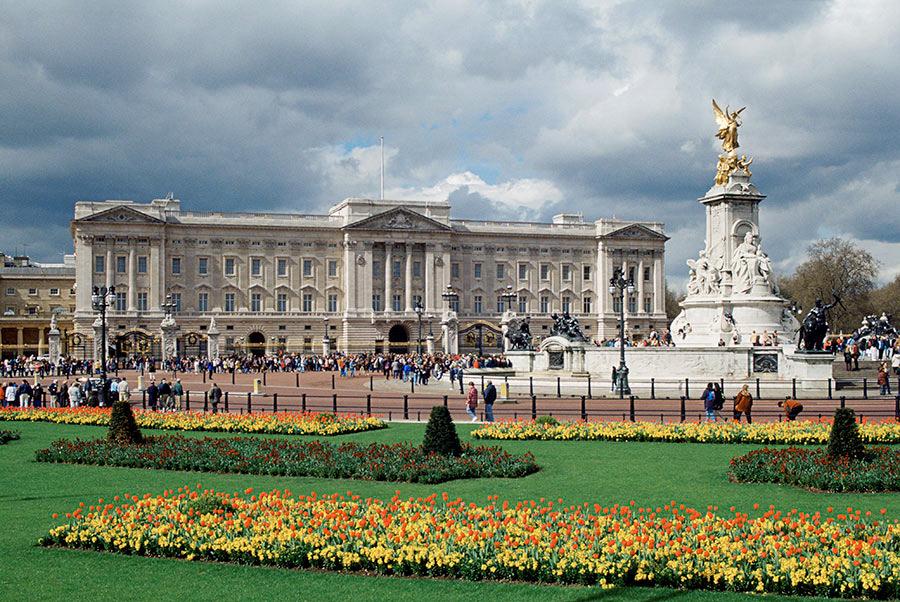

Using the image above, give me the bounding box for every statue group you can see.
[549,312,590,343]
[504,317,533,351]
[854,312,897,341]
[730,232,774,294]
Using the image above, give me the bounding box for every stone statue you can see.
[549,312,589,343]
[798,295,840,351]
[504,317,533,350]
[687,250,720,296]
[712,99,745,153]
[731,232,760,294]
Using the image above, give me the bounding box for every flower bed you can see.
[0,429,19,444]
[472,419,900,445]
[729,447,900,492]
[35,436,538,483]
[0,407,385,436]
[43,487,899,598]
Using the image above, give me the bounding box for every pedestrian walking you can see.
[147,381,159,411]
[701,382,716,422]
[878,363,891,395]
[466,381,478,422]
[482,379,497,422]
[733,384,753,423]
[118,378,130,403]
[208,382,222,413]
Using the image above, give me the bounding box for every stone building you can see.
[71,196,667,357]
[0,253,76,359]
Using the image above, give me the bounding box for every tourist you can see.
[733,384,753,423]
[878,363,891,396]
[712,382,725,419]
[778,397,803,421]
[610,367,617,392]
[173,378,184,410]
[893,352,900,376]
[482,380,497,422]
[466,381,478,422]
[147,381,159,411]
[701,383,716,422]
[208,381,222,413]
[17,379,32,407]
[3,381,16,408]
[32,382,43,408]
[843,346,853,371]
[57,381,69,407]
[67,381,82,407]
[48,380,59,407]
[118,377,130,403]
[851,342,860,371]
[158,379,173,411]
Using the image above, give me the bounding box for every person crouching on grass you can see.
[778,396,803,421]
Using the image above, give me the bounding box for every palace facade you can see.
[71,196,667,357]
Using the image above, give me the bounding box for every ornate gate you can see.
[178,331,207,358]
[458,322,502,355]
[115,330,160,360]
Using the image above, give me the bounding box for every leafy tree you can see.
[422,406,462,457]
[780,238,878,332]
[664,281,685,321]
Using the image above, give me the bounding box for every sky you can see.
[2,0,898,289]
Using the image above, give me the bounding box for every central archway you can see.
[246,331,266,357]
[388,324,409,354]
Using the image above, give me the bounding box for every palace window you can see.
[198,292,208,312]
[540,296,549,313]
[583,265,592,281]
[627,296,637,313]
[450,298,460,312]
[392,294,401,311]
[612,296,622,313]
[250,293,261,312]
[328,260,338,278]
[644,266,651,281]
[451,262,460,278]
[496,264,505,279]
[473,295,483,314]
[4,288,13,296]
[302,293,314,312]
[116,256,126,273]
[328,294,338,312]
[392,260,401,278]
[303,259,313,278]
[474,263,482,279]
[277,258,287,277]
[303,337,312,352]
[224,293,235,312]
[171,257,181,275]
[582,296,592,314]
[171,293,182,312]
[496,296,504,313]
[628,266,636,281]
[518,296,527,313]
[561,265,571,281]
[224,258,235,276]
[50,288,60,296]
[28,288,37,296]
[277,293,288,312]
[137,256,147,274]
[198,257,208,275]
[644,296,652,313]
[94,255,105,273]
[251,258,262,277]
[372,294,382,312]
[413,261,422,278]
[413,294,422,308]
[540,264,550,280]
[372,260,381,276]
[115,292,126,311]
[518,263,528,281]
[562,295,571,313]
[137,292,148,311]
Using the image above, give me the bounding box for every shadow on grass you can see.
[570,586,694,602]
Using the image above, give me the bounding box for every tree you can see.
[107,401,143,445]
[779,238,879,333]
[826,408,866,461]
[421,406,462,456]
[871,274,900,321]
[664,281,685,321]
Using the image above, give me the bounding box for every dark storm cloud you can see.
[0,0,897,283]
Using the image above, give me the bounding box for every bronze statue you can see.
[504,317,533,350]
[798,295,840,351]
[549,312,589,342]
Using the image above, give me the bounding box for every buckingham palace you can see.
[70,196,668,357]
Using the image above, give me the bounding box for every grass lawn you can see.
[2,420,896,601]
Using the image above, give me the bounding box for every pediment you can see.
[76,206,164,224]
[345,207,450,232]
[600,224,668,241]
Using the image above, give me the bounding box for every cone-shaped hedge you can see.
[422,406,462,457]
[107,401,144,446]
[827,407,866,460]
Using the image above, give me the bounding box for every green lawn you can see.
[1,420,895,601]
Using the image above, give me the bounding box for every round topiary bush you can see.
[107,401,143,446]
[422,405,462,457]
[827,407,866,461]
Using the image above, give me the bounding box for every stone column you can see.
[405,242,413,311]
[361,243,374,314]
[424,244,434,310]
[48,322,61,364]
[105,248,113,289]
[38,327,45,356]
[653,251,665,313]
[384,244,392,313]
[149,241,160,311]
[343,233,354,313]
[637,255,645,314]
[16,327,23,356]
[127,245,137,311]
[160,315,177,360]
[91,318,103,362]
[206,317,220,359]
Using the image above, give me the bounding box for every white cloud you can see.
[388,171,562,212]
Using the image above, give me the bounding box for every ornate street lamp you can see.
[501,284,517,313]
[414,301,424,355]
[608,268,635,398]
[91,285,115,406]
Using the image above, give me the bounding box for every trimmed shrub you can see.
[107,401,143,446]
[422,406,462,457]
[827,408,866,460]
[0,430,19,444]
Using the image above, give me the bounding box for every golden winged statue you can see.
[712,99,745,154]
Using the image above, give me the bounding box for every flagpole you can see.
[380,136,384,200]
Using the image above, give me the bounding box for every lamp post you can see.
[608,268,635,398]
[414,301,424,355]
[91,285,115,406]
[322,316,331,355]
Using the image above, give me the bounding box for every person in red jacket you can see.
[778,397,803,421]
[465,382,478,422]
